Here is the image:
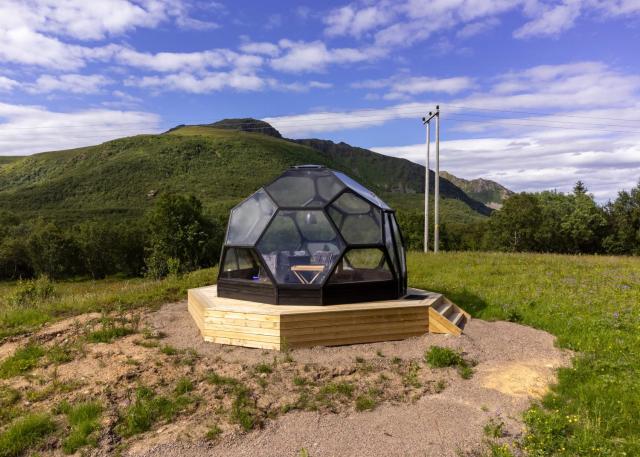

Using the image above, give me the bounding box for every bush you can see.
[425,346,462,368]
[7,276,56,307]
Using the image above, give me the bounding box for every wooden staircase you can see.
[428,296,470,336]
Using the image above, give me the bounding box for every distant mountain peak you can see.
[206,118,282,138]
[441,171,513,209]
[164,118,283,138]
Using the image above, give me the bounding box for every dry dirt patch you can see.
[0,302,570,457]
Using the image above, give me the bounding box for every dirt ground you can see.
[0,301,571,457]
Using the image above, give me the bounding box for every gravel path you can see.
[124,302,571,457]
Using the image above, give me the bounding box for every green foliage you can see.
[205,424,222,441]
[174,377,194,395]
[144,194,221,278]
[483,418,505,438]
[86,316,137,343]
[0,344,45,379]
[118,386,191,437]
[254,362,273,374]
[6,276,56,307]
[0,386,21,426]
[56,400,103,454]
[230,384,259,431]
[318,382,354,399]
[0,267,215,339]
[409,251,640,455]
[355,394,376,411]
[0,414,56,457]
[425,346,463,368]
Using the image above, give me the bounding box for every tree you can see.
[26,221,79,279]
[603,181,640,255]
[487,193,542,251]
[73,221,118,279]
[560,185,607,253]
[144,194,221,278]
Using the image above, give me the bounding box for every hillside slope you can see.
[441,171,513,209]
[0,122,491,223]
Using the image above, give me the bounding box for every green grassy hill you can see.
[0,123,490,224]
[0,157,20,168]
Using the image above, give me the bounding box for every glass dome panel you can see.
[390,215,406,276]
[226,189,276,245]
[333,171,391,210]
[329,193,382,244]
[257,210,344,285]
[266,175,317,207]
[384,213,399,276]
[328,248,392,283]
[220,247,271,283]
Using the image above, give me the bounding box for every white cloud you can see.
[26,74,113,94]
[114,47,263,72]
[324,4,395,37]
[0,76,19,92]
[0,0,219,70]
[354,75,474,100]
[270,40,384,73]
[262,61,640,200]
[0,102,160,155]
[514,0,582,38]
[239,42,281,57]
[457,17,500,38]
[127,71,266,93]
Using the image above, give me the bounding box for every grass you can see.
[0,344,45,379]
[230,384,259,431]
[56,400,103,454]
[118,385,192,437]
[408,251,640,456]
[205,424,222,441]
[0,413,56,457]
[425,346,474,379]
[86,316,138,343]
[0,267,216,340]
[355,394,377,412]
[425,346,463,367]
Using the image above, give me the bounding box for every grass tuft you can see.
[0,344,45,379]
[0,413,56,457]
[57,400,103,454]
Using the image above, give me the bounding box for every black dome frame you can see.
[217,165,408,305]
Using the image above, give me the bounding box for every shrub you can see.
[425,346,462,368]
[355,395,376,411]
[0,414,56,457]
[7,276,56,307]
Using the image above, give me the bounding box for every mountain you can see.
[0,119,492,224]
[441,171,513,209]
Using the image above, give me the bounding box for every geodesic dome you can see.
[217,165,407,305]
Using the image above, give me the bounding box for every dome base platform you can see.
[188,285,470,350]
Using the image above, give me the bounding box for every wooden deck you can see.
[188,285,468,350]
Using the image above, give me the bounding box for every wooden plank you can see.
[281,320,428,338]
[428,308,462,336]
[202,329,280,344]
[208,336,280,350]
[282,324,429,344]
[288,331,426,348]
[280,312,428,330]
[204,317,281,330]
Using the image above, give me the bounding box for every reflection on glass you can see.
[226,189,276,245]
[328,248,392,283]
[329,192,382,244]
[220,248,271,283]
[257,210,344,284]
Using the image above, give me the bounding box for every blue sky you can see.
[1,0,640,200]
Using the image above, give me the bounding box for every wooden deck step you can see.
[428,297,470,336]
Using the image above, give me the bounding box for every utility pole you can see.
[422,107,439,253]
[434,105,440,253]
[422,116,431,252]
